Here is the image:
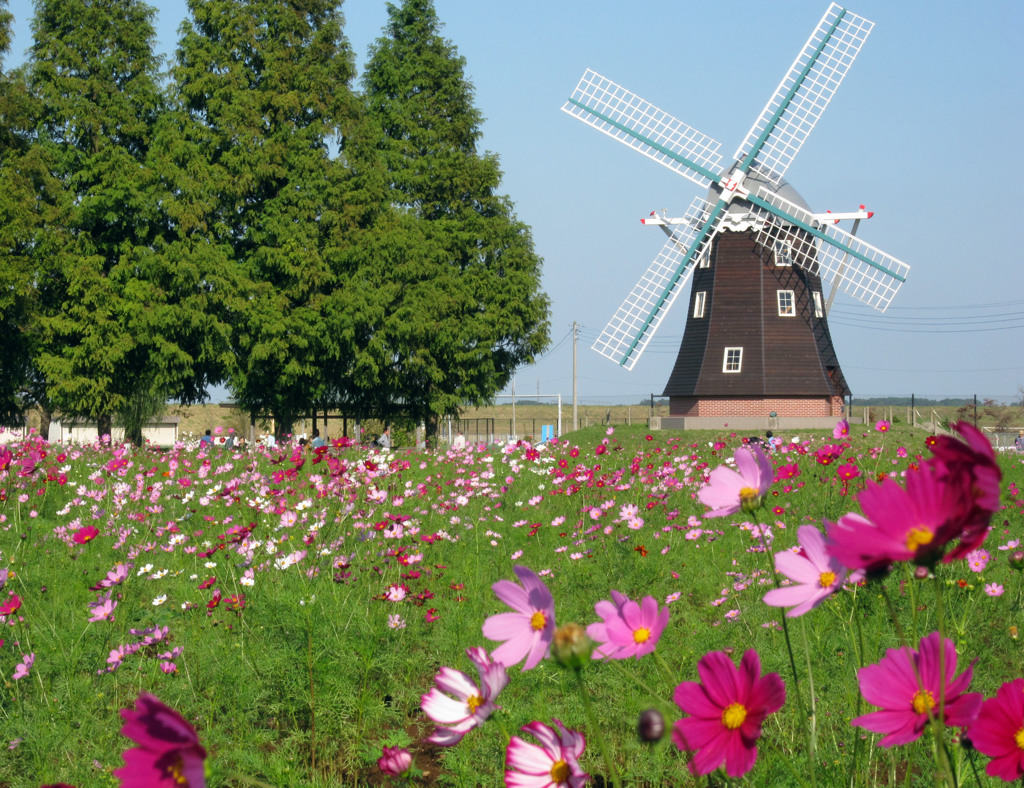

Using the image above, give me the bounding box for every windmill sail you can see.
[562,70,723,189]
[593,197,717,369]
[750,188,909,311]
[734,3,873,183]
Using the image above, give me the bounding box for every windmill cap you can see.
[709,164,812,221]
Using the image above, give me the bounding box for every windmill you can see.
[562,3,909,426]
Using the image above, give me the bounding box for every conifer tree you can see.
[169,0,370,437]
[361,0,549,437]
[26,0,214,442]
[0,0,26,422]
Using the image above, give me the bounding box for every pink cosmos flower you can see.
[422,647,509,746]
[482,566,555,671]
[983,583,1004,597]
[763,526,862,617]
[90,563,130,591]
[87,593,118,623]
[12,653,34,680]
[587,591,669,660]
[114,693,207,787]
[966,548,990,573]
[828,463,977,573]
[851,631,981,746]
[377,746,412,777]
[672,649,786,777]
[968,678,1024,781]
[698,445,773,517]
[875,419,890,432]
[505,719,588,788]
[833,419,850,439]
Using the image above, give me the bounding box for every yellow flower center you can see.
[530,610,547,631]
[739,486,759,504]
[721,702,748,730]
[912,690,936,714]
[818,571,836,588]
[633,627,651,644]
[1014,726,1024,751]
[550,759,570,782]
[467,694,484,714]
[166,756,188,786]
[905,527,934,552]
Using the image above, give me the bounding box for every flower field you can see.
[0,421,1022,786]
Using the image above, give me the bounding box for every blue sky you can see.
[5,1,1023,404]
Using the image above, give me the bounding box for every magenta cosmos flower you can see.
[587,590,669,659]
[698,445,773,517]
[505,719,588,788]
[763,526,861,617]
[482,566,555,671]
[421,646,509,746]
[673,649,786,777]
[827,462,978,573]
[114,693,207,787]
[968,678,1024,781]
[927,421,1002,557]
[851,631,981,746]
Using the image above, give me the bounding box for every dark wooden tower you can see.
[662,226,849,420]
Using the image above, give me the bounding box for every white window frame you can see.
[693,290,706,318]
[777,289,795,317]
[812,291,824,318]
[698,247,711,268]
[723,347,742,373]
[773,240,793,267]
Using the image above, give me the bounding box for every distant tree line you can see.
[0,0,549,443]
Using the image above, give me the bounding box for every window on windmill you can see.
[723,347,742,373]
[773,240,794,267]
[693,291,707,318]
[812,291,824,318]
[777,290,795,317]
[698,247,711,268]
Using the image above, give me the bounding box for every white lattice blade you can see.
[734,3,873,183]
[593,198,715,369]
[563,69,723,190]
[752,187,909,312]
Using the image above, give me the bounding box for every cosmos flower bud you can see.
[377,746,413,777]
[551,623,594,670]
[1008,550,1024,572]
[637,709,665,742]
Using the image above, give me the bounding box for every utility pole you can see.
[572,322,579,432]
[511,377,517,440]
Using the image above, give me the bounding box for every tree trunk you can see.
[37,407,52,442]
[126,423,144,447]
[426,413,439,448]
[97,413,112,441]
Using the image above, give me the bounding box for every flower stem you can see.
[754,521,817,788]
[573,667,620,787]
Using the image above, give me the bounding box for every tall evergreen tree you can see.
[0,1,52,427]
[170,0,371,437]
[0,0,25,423]
[361,0,549,437]
[27,0,216,442]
